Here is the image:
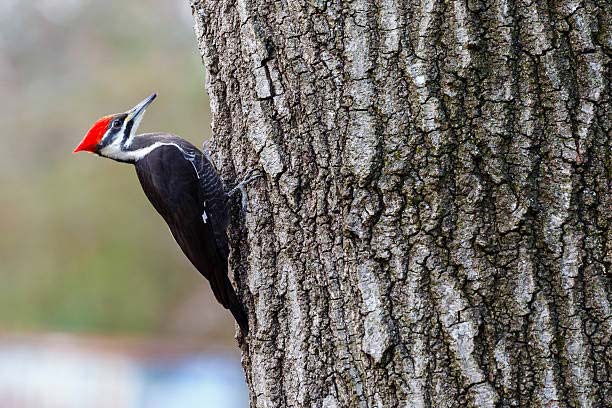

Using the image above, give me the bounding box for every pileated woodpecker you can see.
[74,93,249,334]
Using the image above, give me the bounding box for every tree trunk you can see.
[189,0,610,406]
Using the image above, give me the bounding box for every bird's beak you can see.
[126,93,157,122]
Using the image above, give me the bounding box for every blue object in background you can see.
[0,338,248,408]
[139,355,248,408]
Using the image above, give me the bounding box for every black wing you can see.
[134,144,247,333]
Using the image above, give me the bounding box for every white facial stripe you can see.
[124,111,145,148]
[110,121,128,149]
[97,118,126,150]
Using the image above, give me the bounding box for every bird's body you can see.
[74,94,248,334]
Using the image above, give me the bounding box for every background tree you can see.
[189,0,610,406]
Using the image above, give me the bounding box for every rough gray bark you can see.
[189,0,611,406]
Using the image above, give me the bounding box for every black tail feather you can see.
[205,263,249,335]
[229,302,249,335]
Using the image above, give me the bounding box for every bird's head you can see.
[74,93,157,158]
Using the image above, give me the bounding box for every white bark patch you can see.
[575,53,604,161]
[400,246,429,406]
[251,352,274,408]
[493,337,512,390]
[422,101,443,140]
[559,0,581,15]
[452,210,481,285]
[404,57,443,151]
[342,0,378,182]
[201,210,207,223]
[497,0,510,25]
[513,248,535,316]
[322,395,338,408]
[471,384,500,407]
[532,294,561,405]
[373,393,384,408]
[236,0,251,24]
[246,107,282,175]
[345,16,371,79]
[541,53,575,165]
[259,143,284,177]
[246,103,285,177]
[254,66,272,99]
[543,165,572,251]
[542,368,560,406]
[356,260,391,362]
[379,0,400,53]
[268,63,288,114]
[583,55,604,101]
[282,253,308,404]
[570,9,595,52]
[497,185,528,233]
[434,277,498,406]
[402,336,427,408]
[235,0,285,178]
[452,0,472,69]
[560,229,593,406]
[416,0,436,58]
[405,260,426,324]
[362,311,390,362]
[407,59,427,88]
[345,111,378,182]
[523,5,550,56]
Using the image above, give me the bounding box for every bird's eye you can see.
[112,120,122,128]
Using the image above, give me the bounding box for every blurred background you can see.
[0,0,247,406]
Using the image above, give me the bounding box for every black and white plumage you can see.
[74,94,249,334]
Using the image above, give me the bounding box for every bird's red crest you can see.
[74,115,113,153]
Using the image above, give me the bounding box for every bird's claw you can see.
[228,169,263,212]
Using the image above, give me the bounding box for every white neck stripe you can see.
[100,142,201,180]
[100,142,180,162]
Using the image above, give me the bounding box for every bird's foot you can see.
[228,169,263,212]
